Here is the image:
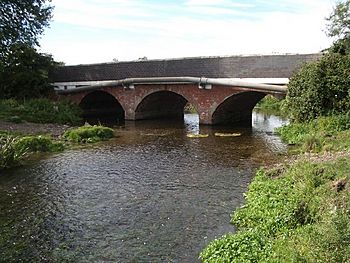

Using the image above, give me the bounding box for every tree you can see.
[0,44,57,99]
[326,0,350,54]
[0,0,53,60]
[0,0,55,99]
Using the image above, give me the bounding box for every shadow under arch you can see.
[212,91,266,126]
[79,90,125,125]
[135,91,189,120]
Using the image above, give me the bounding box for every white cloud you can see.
[40,0,335,65]
[185,0,254,8]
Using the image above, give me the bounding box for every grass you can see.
[0,136,27,170]
[200,158,350,262]
[276,113,350,153]
[63,125,115,143]
[0,98,82,125]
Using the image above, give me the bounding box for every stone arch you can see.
[135,90,190,120]
[79,90,125,124]
[212,91,266,126]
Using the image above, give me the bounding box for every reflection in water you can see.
[0,111,287,262]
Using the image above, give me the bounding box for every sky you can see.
[39,0,336,65]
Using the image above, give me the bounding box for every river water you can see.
[0,111,287,263]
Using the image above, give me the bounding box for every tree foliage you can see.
[326,0,350,39]
[0,0,55,99]
[0,44,57,99]
[285,53,350,122]
[0,0,53,59]
[326,0,350,54]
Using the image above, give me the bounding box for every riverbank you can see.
[200,114,350,262]
[0,119,70,137]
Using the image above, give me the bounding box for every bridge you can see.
[53,53,321,125]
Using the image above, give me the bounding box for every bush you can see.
[63,125,114,143]
[285,53,350,122]
[0,136,27,169]
[0,98,82,125]
[14,135,64,153]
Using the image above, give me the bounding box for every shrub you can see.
[63,125,114,143]
[0,98,82,125]
[14,135,64,153]
[285,53,350,122]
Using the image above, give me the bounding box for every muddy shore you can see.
[0,120,70,137]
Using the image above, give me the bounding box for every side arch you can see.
[135,90,190,120]
[212,91,266,126]
[79,90,125,124]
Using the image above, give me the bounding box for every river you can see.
[0,111,288,262]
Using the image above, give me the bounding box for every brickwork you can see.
[61,84,268,125]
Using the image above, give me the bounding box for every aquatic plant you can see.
[63,125,115,143]
[0,136,27,169]
[15,135,64,153]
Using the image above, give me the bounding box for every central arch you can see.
[79,90,125,125]
[212,91,266,126]
[135,91,188,120]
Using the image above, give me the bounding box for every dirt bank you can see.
[0,120,70,137]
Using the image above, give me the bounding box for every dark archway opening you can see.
[79,91,125,125]
[212,91,266,126]
[135,91,188,120]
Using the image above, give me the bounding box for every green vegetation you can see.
[201,158,350,262]
[184,103,198,114]
[1,1,56,99]
[0,98,82,125]
[285,53,350,122]
[0,124,115,170]
[326,0,350,55]
[0,136,27,170]
[276,113,350,149]
[0,133,65,170]
[255,95,285,115]
[63,125,115,143]
[15,135,64,153]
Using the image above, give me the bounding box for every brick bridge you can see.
[53,53,320,125]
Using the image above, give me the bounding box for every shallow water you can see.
[0,111,288,262]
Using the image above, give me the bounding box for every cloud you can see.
[185,0,254,8]
[40,0,334,65]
